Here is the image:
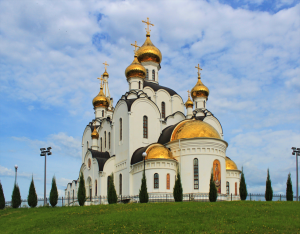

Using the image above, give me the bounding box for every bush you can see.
[28,176,38,208]
[0,182,5,209]
[11,184,21,208]
[239,167,248,200]
[286,172,293,201]
[77,173,86,206]
[265,169,273,201]
[49,176,58,207]
[209,171,217,202]
[139,171,149,203]
[173,170,183,202]
[107,173,117,204]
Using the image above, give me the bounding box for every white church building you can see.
[65,19,241,202]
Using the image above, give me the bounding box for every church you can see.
[65,18,241,202]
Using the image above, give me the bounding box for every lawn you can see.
[0,201,299,233]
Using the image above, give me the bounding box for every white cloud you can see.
[0,165,33,179]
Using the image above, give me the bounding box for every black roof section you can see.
[88,149,110,171]
[157,124,177,145]
[130,146,148,165]
[124,98,137,111]
[144,81,178,96]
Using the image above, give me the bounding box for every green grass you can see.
[0,201,299,233]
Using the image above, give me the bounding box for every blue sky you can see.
[0,0,299,199]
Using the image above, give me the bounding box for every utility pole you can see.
[14,165,18,184]
[40,147,52,206]
[292,147,300,201]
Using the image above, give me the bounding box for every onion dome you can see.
[125,55,146,80]
[185,91,194,108]
[145,143,174,160]
[102,70,109,77]
[191,77,209,100]
[136,34,162,64]
[91,126,99,139]
[171,120,221,141]
[226,157,238,170]
[92,85,110,108]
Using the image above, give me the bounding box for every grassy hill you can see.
[0,201,299,233]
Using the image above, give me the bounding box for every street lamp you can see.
[40,147,52,206]
[292,147,300,202]
[142,152,147,175]
[14,165,18,184]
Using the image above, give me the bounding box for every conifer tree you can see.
[139,171,148,203]
[0,182,5,209]
[49,176,58,207]
[11,184,21,208]
[27,176,38,208]
[209,171,218,202]
[173,170,183,202]
[77,173,86,206]
[239,167,248,200]
[286,172,293,201]
[107,173,117,204]
[265,169,273,201]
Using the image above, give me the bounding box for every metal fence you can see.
[4,193,299,208]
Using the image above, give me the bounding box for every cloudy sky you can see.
[0,0,299,200]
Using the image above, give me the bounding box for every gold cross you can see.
[195,64,202,78]
[97,76,104,87]
[103,61,109,71]
[142,17,154,35]
[187,90,191,97]
[131,41,140,54]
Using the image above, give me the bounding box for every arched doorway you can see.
[86,177,92,201]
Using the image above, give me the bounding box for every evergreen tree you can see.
[286,172,293,201]
[27,176,38,208]
[265,169,273,201]
[0,182,5,209]
[239,167,248,200]
[49,176,58,207]
[209,171,218,202]
[107,173,117,204]
[173,170,183,202]
[77,173,86,206]
[139,170,149,203]
[11,184,21,208]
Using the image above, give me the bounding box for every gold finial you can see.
[195,64,202,78]
[131,41,140,54]
[187,90,191,97]
[142,17,154,35]
[97,76,104,88]
[103,61,109,71]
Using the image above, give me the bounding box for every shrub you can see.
[0,182,5,209]
[139,170,149,203]
[11,184,21,208]
[49,176,58,207]
[28,176,38,208]
[239,167,248,200]
[265,169,273,201]
[173,170,183,202]
[107,173,117,204]
[77,173,86,206]
[286,172,293,201]
[209,171,217,202]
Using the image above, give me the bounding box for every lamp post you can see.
[292,147,300,202]
[142,152,147,175]
[40,147,52,206]
[14,165,18,184]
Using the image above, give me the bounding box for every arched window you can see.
[119,174,122,195]
[87,141,89,150]
[226,181,230,195]
[235,182,237,195]
[102,110,104,117]
[143,116,148,138]
[73,190,74,202]
[88,158,91,169]
[95,180,97,196]
[107,176,111,191]
[100,137,103,152]
[119,118,122,141]
[154,173,159,188]
[194,158,199,189]
[146,69,149,80]
[196,102,197,109]
[161,102,165,119]
[152,70,155,80]
[108,132,111,149]
[204,101,205,108]
[104,131,106,148]
[139,81,141,89]
[166,173,170,190]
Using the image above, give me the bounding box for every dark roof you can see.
[89,149,110,171]
[157,124,177,145]
[124,98,137,111]
[144,81,178,96]
[130,146,148,165]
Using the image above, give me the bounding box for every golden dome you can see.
[136,35,162,64]
[91,126,99,139]
[145,143,174,160]
[102,70,109,77]
[92,86,110,108]
[185,91,193,108]
[171,120,221,141]
[226,157,238,170]
[125,55,146,79]
[191,77,209,100]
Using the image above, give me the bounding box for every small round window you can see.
[88,158,91,169]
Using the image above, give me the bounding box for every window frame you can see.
[152,69,155,80]
[108,132,111,149]
[104,131,106,148]
[119,118,122,141]
[143,116,148,138]
[161,102,165,119]
[166,173,170,190]
[100,137,103,152]
[154,173,159,188]
[119,174,122,195]
[226,181,230,195]
[194,158,199,189]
